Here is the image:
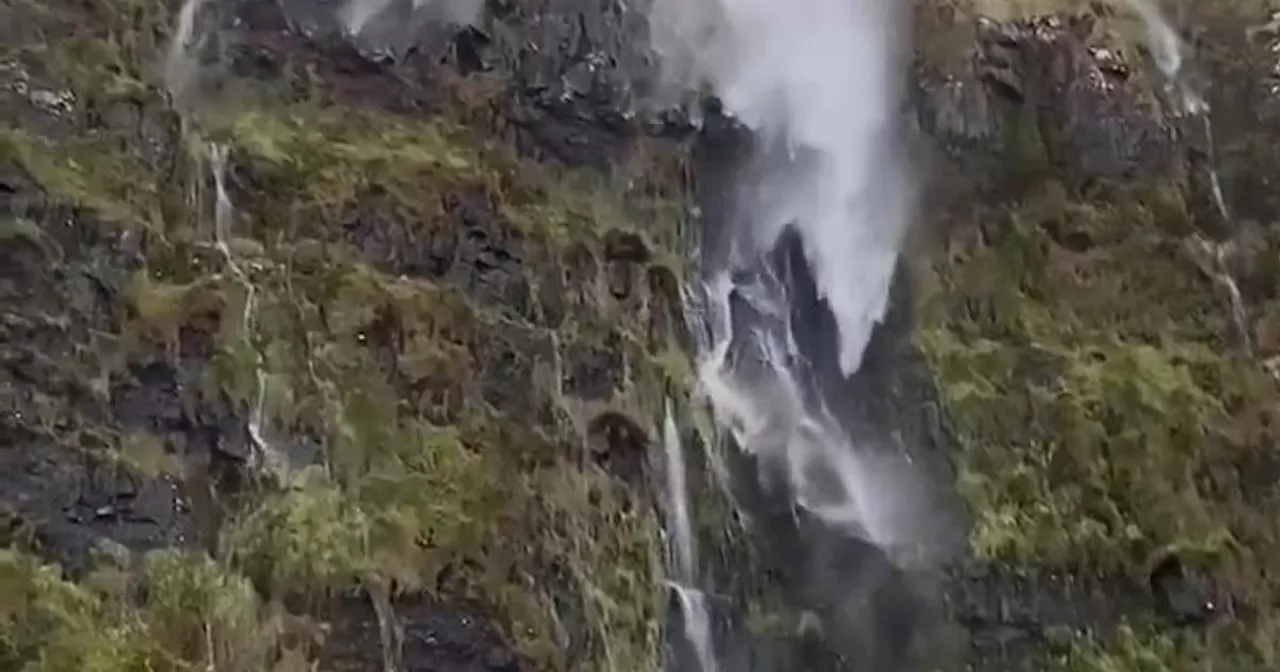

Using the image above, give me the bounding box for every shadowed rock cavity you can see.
[587,411,649,484]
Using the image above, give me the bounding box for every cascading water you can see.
[646,0,938,668]
[649,0,927,547]
[1120,0,1253,355]
[649,0,924,553]
[661,398,719,672]
[651,0,915,378]
[165,0,282,476]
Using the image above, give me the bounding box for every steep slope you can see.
[0,0,696,670]
[913,2,1280,669]
[3,0,1280,671]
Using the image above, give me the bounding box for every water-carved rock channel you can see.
[2,1,1280,671]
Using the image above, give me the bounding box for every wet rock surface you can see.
[908,5,1280,671]
[2,0,686,669]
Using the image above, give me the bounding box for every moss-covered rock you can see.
[0,0,698,670]
[913,3,1280,669]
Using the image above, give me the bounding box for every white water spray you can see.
[661,400,719,672]
[650,0,916,376]
[341,0,481,38]
[163,0,208,107]
[650,0,927,549]
[692,269,928,553]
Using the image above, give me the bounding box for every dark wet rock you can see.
[1147,554,1222,627]
[564,332,624,401]
[915,10,1188,203]
[586,411,649,484]
[323,592,520,672]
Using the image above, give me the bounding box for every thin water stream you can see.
[166,0,282,477]
[1121,0,1253,355]
[661,398,719,672]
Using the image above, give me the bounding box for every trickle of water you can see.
[164,1,283,474]
[1118,0,1253,355]
[663,399,698,583]
[659,400,718,672]
[208,144,281,474]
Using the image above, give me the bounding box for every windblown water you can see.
[645,1,939,669]
[649,0,931,559]
[157,0,1251,670]
[650,0,915,378]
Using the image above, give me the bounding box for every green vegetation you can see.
[1,0,695,669]
[0,547,282,672]
[917,177,1280,664]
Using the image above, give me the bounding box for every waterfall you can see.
[1118,0,1252,356]
[646,0,937,669]
[648,0,926,560]
[165,0,282,476]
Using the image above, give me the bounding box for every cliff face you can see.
[2,0,690,670]
[2,1,1279,672]
[913,2,1280,669]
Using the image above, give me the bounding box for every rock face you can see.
[2,1,1279,672]
[2,0,689,670]
[909,3,1280,670]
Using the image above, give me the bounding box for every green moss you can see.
[1037,622,1275,672]
[0,128,164,227]
[5,0,694,669]
[918,178,1280,659]
[0,547,278,672]
[535,466,664,672]
[221,467,373,600]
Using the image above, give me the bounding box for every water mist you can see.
[648,0,932,667]
[650,0,926,545]
[650,0,916,377]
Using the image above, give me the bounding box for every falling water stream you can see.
[1121,0,1252,355]
[662,399,720,672]
[166,0,282,477]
